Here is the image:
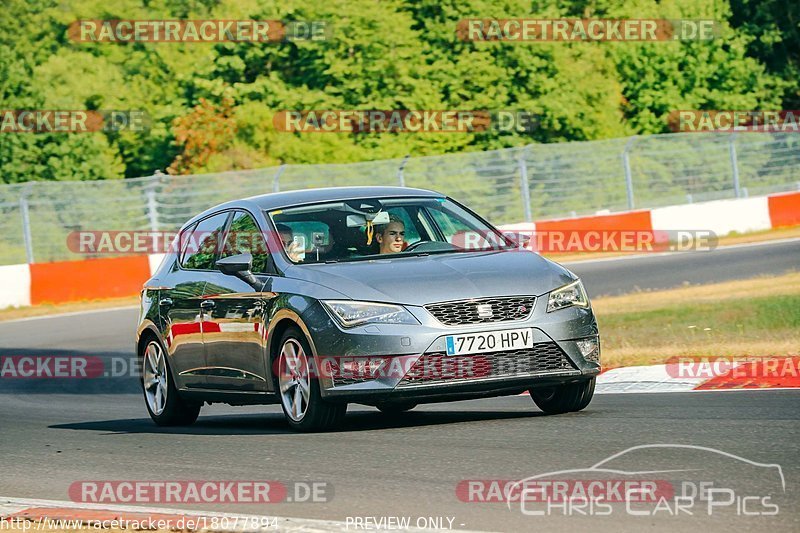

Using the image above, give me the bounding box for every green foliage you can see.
[0,0,796,182]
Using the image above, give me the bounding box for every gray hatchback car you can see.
[136,186,600,431]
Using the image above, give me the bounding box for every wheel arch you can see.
[266,309,320,387]
[136,322,180,384]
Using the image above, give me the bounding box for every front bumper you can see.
[301,298,600,403]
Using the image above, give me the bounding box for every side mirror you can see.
[216,253,262,289]
[502,231,532,250]
[216,253,253,275]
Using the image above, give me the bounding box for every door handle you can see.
[159,298,173,307]
[200,300,216,310]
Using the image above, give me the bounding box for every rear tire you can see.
[141,337,201,426]
[375,402,417,414]
[530,378,595,415]
[275,326,346,432]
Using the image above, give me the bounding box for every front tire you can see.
[530,378,595,415]
[275,327,346,432]
[141,337,201,426]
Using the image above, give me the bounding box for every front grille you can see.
[332,375,370,387]
[425,296,536,326]
[397,342,575,387]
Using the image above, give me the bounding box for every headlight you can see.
[546,279,589,312]
[321,300,420,328]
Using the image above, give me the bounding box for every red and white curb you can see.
[595,357,800,394]
[0,497,484,532]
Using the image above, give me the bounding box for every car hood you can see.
[284,251,575,306]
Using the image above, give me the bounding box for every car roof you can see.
[184,186,445,228]
[248,186,443,209]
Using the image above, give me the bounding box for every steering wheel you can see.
[403,240,432,252]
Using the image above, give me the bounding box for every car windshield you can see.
[267,196,514,264]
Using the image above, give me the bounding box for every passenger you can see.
[375,216,406,254]
[275,223,304,262]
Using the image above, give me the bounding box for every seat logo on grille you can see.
[476,304,494,318]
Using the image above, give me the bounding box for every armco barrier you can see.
[29,256,151,305]
[498,210,656,252]
[768,191,800,228]
[0,264,31,308]
[0,191,797,309]
[536,210,653,234]
[650,196,772,236]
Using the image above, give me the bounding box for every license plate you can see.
[445,328,534,356]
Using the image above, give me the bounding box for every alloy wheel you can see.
[143,341,168,416]
[278,339,311,421]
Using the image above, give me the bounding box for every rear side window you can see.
[181,212,229,270]
[221,211,271,274]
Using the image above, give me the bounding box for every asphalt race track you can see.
[1,239,798,532]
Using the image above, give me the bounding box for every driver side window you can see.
[181,212,229,270]
[220,211,271,274]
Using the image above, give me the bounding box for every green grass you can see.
[597,293,800,367]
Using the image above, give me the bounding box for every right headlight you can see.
[546,279,590,312]
[321,300,420,328]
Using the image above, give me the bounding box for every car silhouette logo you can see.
[476,304,493,318]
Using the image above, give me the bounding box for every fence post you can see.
[272,164,285,193]
[19,183,34,264]
[397,155,410,187]
[622,136,637,210]
[145,174,160,232]
[729,133,741,198]
[518,147,533,223]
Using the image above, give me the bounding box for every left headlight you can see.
[546,279,590,312]
[321,300,420,328]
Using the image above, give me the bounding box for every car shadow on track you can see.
[49,408,549,435]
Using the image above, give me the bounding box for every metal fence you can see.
[0,131,798,265]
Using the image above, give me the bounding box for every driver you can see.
[375,216,406,254]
